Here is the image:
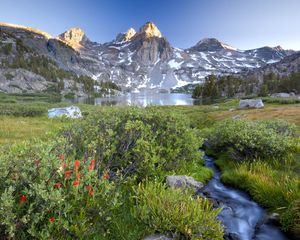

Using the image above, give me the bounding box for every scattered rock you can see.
[264,212,280,226]
[229,108,235,112]
[143,234,174,240]
[232,115,240,120]
[166,175,204,191]
[224,232,240,240]
[48,106,82,119]
[239,99,264,109]
[271,92,293,98]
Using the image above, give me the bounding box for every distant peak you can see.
[59,27,88,45]
[124,28,136,41]
[139,22,162,38]
[194,38,236,51]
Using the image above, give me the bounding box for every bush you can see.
[0,139,121,239]
[133,182,223,240]
[63,107,204,182]
[0,107,214,239]
[206,119,297,161]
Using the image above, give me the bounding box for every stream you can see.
[200,154,290,240]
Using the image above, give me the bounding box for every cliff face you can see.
[0,22,296,93]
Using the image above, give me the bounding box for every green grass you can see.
[214,153,300,235]
[0,116,65,145]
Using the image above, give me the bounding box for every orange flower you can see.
[90,159,96,165]
[49,217,55,223]
[59,154,65,161]
[74,160,80,168]
[54,182,61,189]
[102,173,110,180]
[62,163,67,170]
[73,180,80,186]
[64,170,71,179]
[76,173,81,179]
[88,164,94,171]
[86,185,94,196]
[20,195,27,203]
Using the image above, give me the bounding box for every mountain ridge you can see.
[0,21,297,94]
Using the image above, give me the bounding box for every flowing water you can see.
[201,154,289,240]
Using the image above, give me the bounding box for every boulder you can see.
[143,234,174,240]
[239,99,264,109]
[166,175,204,191]
[48,106,82,119]
[271,92,291,98]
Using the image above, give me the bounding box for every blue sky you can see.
[0,0,299,50]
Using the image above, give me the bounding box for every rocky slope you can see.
[0,22,296,93]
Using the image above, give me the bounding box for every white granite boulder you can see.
[143,234,174,240]
[48,106,82,119]
[239,99,264,109]
[166,175,204,191]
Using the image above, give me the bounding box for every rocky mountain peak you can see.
[124,28,136,41]
[115,28,136,42]
[138,22,162,38]
[192,38,236,52]
[58,28,88,48]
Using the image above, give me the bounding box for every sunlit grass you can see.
[0,116,64,146]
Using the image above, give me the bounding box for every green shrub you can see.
[0,139,121,239]
[206,119,297,160]
[262,97,300,104]
[63,107,204,182]
[133,182,223,240]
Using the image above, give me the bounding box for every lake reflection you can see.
[74,93,201,106]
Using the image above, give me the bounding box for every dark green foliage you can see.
[262,97,300,104]
[4,73,14,80]
[206,119,297,161]
[99,80,121,91]
[258,84,268,97]
[192,71,300,99]
[63,107,203,181]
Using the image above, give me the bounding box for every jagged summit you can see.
[138,22,162,38]
[192,38,236,51]
[115,28,136,42]
[58,28,88,49]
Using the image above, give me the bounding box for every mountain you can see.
[0,22,296,94]
[241,51,300,82]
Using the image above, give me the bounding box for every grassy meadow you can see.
[0,94,299,239]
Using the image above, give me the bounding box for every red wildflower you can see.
[102,173,110,180]
[54,182,61,189]
[76,173,81,179]
[88,164,94,171]
[49,217,55,223]
[74,160,80,168]
[64,170,71,179]
[20,195,27,203]
[33,160,41,167]
[59,154,65,161]
[86,185,94,196]
[73,180,80,186]
[90,159,96,165]
[62,162,67,170]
